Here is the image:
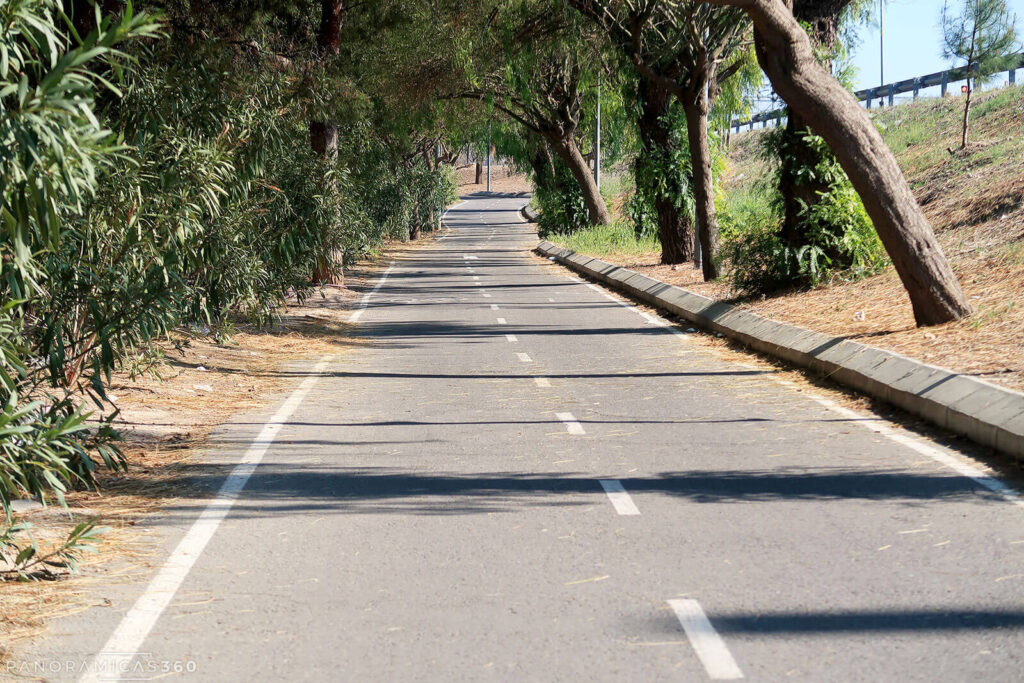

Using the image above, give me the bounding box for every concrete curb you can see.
[521,205,539,223]
[537,240,1024,461]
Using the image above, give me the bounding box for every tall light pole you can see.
[486,123,491,194]
[879,0,885,89]
[594,72,602,191]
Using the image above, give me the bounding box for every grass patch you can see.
[549,220,660,259]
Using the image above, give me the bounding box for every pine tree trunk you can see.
[546,135,612,227]
[475,161,483,185]
[310,0,345,286]
[777,0,846,279]
[310,121,338,157]
[410,204,421,241]
[720,0,972,325]
[636,79,695,265]
[682,88,721,281]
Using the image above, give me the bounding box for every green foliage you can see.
[548,219,660,259]
[941,0,1019,145]
[1,517,107,580]
[942,0,1019,82]
[0,1,456,519]
[536,157,590,237]
[0,1,159,515]
[722,128,885,294]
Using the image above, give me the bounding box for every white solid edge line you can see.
[555,412,586,435]
[80,357,333,683]
[777,380,1024,510]
[348,262,396,322]
[668,599,744,680]
[598,479,640,515]
[438,199,467,234]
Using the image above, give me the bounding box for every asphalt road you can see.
[21,194,1024,682]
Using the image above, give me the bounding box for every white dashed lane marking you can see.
[668,599,744,680]
[555,412,585,435]
[516,353,533,363]
[598,480,640,515]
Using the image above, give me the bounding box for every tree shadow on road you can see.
[134,462,1007,520]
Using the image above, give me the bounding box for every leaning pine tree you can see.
[703,0,972,326]
[941,0,1019,150]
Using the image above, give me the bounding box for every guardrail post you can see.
[913,78,920,99]
[888,84,896,107]
[941,71,948,96]
[1011,68,1016,85]
[866,89,872,108]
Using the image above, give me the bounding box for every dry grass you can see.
[596,87,1024,393]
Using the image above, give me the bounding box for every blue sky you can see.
[849,0,1024,90]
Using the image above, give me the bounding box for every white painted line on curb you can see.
[496,317,507,324]
[599,480,640,515]
[778,381,1024,511]
[555,412,586,435]
[80,357,333,683]
[506,334,518,343]
[534,377,551,387]
[348,262,396,322]
[668,599,744,680]
[516,353,533,363]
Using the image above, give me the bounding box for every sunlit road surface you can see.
[24,194,1024,682]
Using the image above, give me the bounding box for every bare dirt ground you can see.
[455,162,533,195]
[597,89,1024,394]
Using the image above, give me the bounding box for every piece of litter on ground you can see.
[687,328,696,332]
[196,365,208,372]
[548,256,556,261]
[193,384,214,392]
[565,574,610,586]
[853,311,866,321]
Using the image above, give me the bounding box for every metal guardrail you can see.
[731,53,1024,133]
